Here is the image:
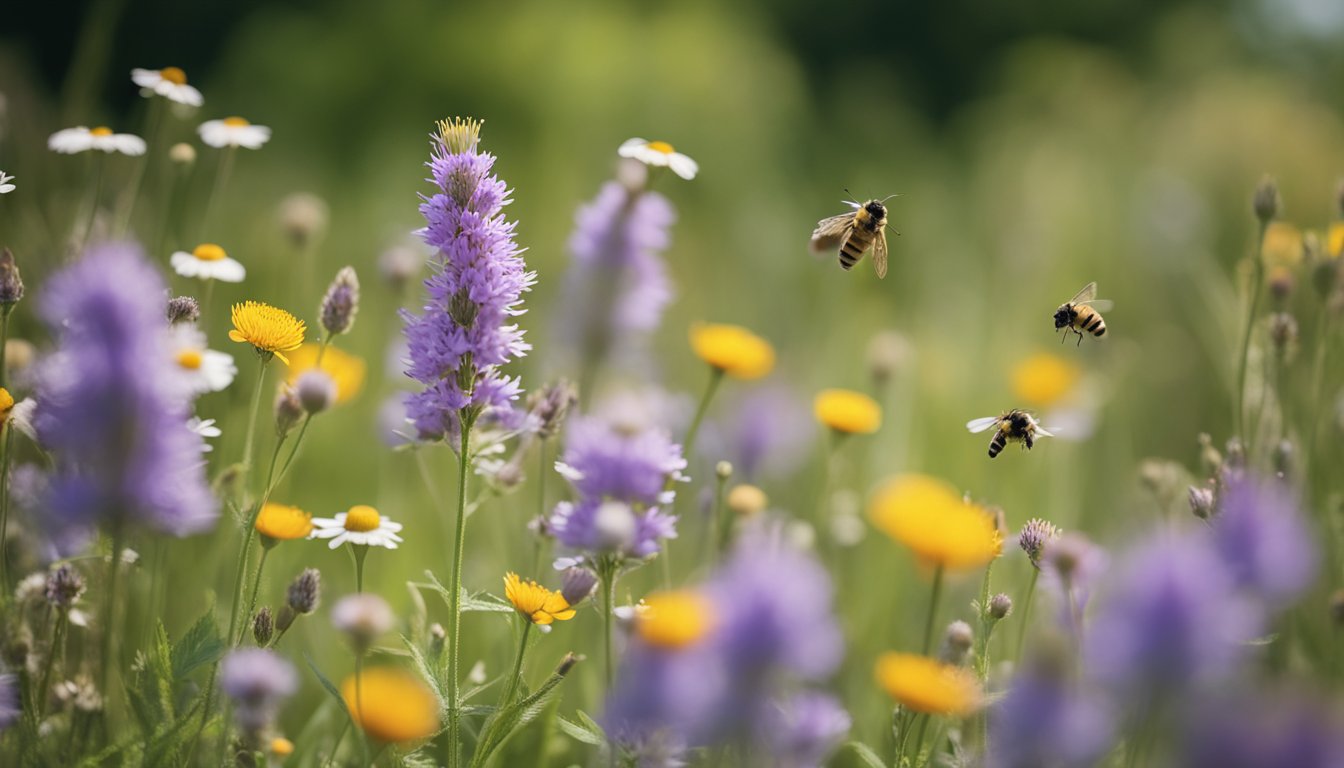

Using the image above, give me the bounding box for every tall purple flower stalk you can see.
[36,243,217,537]
[402,118,534,444]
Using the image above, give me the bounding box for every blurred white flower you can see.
[170,325,237,395]
[48,126,146,156]
[198,117,270,149]
[0,171,14,194]
[170,243,246,283]
[131,67,203,107]
[618,138,698,180]
[187,417,221,452]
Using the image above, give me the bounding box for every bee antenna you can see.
[880,193,902,203]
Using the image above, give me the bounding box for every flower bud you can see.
[1267,266,1295,304]
[1188,485,1216,519]
[45,564,86,608]
[715,460,733,480]
[296,369,337,414]
[939,620,974,666]
[1017,518,1059,570]
[278,192,329,250]
[527,380,577,440]
[274,386,303,438]
[560,567,598,607]
[166,296,200,325]
[252,606,274,646]
[1253,175,1280,224]
[286,568,321,615]
[988,593,1013,620]
[169,142,196,166]
[1268,312,1298,359]
[319,266,359,336]
[430,622,447,658]
[727,484,768,517]
[331,593,393,651]
[0,249,24,306]
[378,245,421,291]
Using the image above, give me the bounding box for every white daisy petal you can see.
[668,154,698,180]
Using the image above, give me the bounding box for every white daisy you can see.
[48,126,147,156]
[187,417,221,451]
[0,171,14,194]
[198,117,271,149]
[170,325,237,394]
[310,505,403,550]
[131,66,204,107]
[617,138,698,180]
[170,243,246,282]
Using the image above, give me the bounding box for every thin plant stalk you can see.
[81,154,106,251]
[681,368,724,473]
[201,146,236,238]
[1015,569,1040,664]
[115,96,164,235]
[37,611,69,718]
[239,357,270,487]
[1234,221,1269,439]
[601,560,618,690]
[97,517,126,704]
[501,620,533,707]
[446,414,476,768]
[920,566,945,656]
[0,304,12,390]
[532,439,550,576]
[974,560,996,753]
[0,425,12,596]
[708,466,730,562]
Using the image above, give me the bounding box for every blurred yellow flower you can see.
[727,484,768,517]
[1010,352,1080,409]
[254,502,313,541]
[269,737,294,756]
[868,474,1001,570]
[690,323,775,379]
[284,343,366,404]
[1261,221,1304,268]
[229,301,305,364]
[503,572,576,625]
[637,590,715,649]
[0,387,14,426]
[341,667,439,743]
[874,652,982,716]
[814,388,882,434]
[1328,222,1344,259]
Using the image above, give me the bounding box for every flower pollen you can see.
[343,505,382,532]
[637,590,714,649]
[193,243,227,262]
[90,126,113,137]
[224,116,251,127]
[176,349,203,370]
[646,140,675,154]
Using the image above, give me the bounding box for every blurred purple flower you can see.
[35,243,217,538]
[0,672,17,731]
[1182,692,1344,768]
[989,655,1113,768]
[220,648,297,733]
[1212,477,1317,607]
[549,499,677,560]
[758,692,851,768]
[716,386,814,481]
[555,414,688,507]
[558,181,675,370]
[401,119,535,444]
[1040,532,1107,632]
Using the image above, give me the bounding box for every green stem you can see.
[0,305,11,390]
[1235,221,1269,439]
[975,560,996,753]
[116,96,164,236]
[447,415,475,768]
[97,517,126,707]
[37,611,69,718]
[81,154,105,251]
[501,620,533,707]
[709,466,730,562]
[532,440,549,576]
[920,566,944,657]
[0,425,12,596]
[227,438,285,647]
[352,544,368,593]
[239,357,270,492]
[681,368,724,474]
[242,546,271,640]
[1015,570,1039,664]
[602,562,618,690]
[899,713,930,768]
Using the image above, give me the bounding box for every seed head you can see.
[252,606,274,646]
[319,266,359,336]
[1253,175,1280,224]
[1188,485,1216,520]
[44,564,85,608]
[988,593,1013,620]
[0,249,24,306]
[939,620,974,666]
[286,568,321,615]
[166,296,200,325]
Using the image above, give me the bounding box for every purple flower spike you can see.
[1212,476,1318,607]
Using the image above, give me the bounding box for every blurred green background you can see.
[3,0,1344,761]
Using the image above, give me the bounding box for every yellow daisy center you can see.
[344,505,382,532]
[254,503,314,541]
[90,127,113,137]
[160,66,188,85]
[223,116,251,127]
[814,388,883,434]
[503,572,576,625]
[192,243,227,262]
[637,590,715,649]
[228,301,306,364]
[176,349,203,370]
[1010,352,1080,409]
[646,140,675,154]
[689,323,775,380]
[874,653,982,716]
[341,668,440,744]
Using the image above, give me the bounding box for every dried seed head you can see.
[319,266,359,336]
[939,620,974,666]
[0,249,23,306]
[166,296,200,325]
[286,568,321,615]
[44,564,86,608]
[1253,175,1280,224]
[1188,485,1216,520]
[252,606,275,646]
[988,593,1013,620]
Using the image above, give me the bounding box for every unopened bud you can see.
[0,249,24,306]
[319,266,359,336]
[169,142,196,166]
[560,567,598,607]
[715,461,733,480]
[1188,485,1215,520]
[1267,266,1295,304]
[274,386,303,438]
[939,620,974,666]
[252,607,274,646]
[278,192,329,250]
[727,484,768,517]
[296,370,337,414]
[1273,440,1293,478]
[166,296,200,325]
[1197,433,1223,477]
[988,593,1013,620]
[286,568,321,615]
[430,623,447,658]
[1253,176,1280,224]
[527,380,577,440]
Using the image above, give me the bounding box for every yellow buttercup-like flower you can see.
[637,590,715,649]
[269,737,295,756]
[814,388,882,434]
[229,301,306,364]
[0,388,14,426]
[868,474,1001,570]
[341,667,440,743]
[874,653,982,716]
[1010,352,1081,409]
[284,343,366,404]
[254,503,313,541]
[1261,221,1304,267]
[1328,222,1344,259]
[503,573,576,625]
[689,323,775,380]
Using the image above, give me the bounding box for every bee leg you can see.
[1075,329,1083,347]
[1059,329,1067,345]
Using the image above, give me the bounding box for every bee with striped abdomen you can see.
[966,410,1054,458]
[1053,282,1113,346]
[810,195,894,278]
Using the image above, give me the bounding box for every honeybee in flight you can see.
[966,410,1054,458]
[1054,282,1113,346]
[810,194,895,278]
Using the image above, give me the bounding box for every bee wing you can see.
[966,416,1001,434]
[1068,282,1098,304]
[810,213,854,253]
[872,228,889,279]
[1034,425,1057,438]
[1080,299,1114,312]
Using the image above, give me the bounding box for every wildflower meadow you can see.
[3,3,1344,766]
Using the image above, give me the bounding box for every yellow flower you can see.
[1010,352,1080,409]
[726,484,768,517]
[0,388,13,426]
[1328,222,1344,259]
[269,737,294,756]
[284,343,366,404]
[254,503,313,541]
[689,323,775,380]
[868,474,1001,570]
[1261,221,1304,268]
[341,667,440,744]
[503,572,576,625]
[637,590,715,649]
[229,301,305,364]
[814,388,882,434]
[874,653,982,716]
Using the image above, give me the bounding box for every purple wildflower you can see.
[717,386,814,481]
[1018,518,1060,570]
[758,692,851,768]
[401,118,535,444]
[1181,692,1344,768]
[219,649,297,733]
[1040,531,1106,630]
[558,181,675,369]
[555,414,687,506]
[0,672,17,731]
[549,499,677,560]
[35,243,217,537]
[988,651,1113,768]
[1211,476,1317,607]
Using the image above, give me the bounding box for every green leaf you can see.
[415,571,513,613]
[470,653,581,768]
[304,653,352,720]
[847,740,888,768]
[401,634,450,711]
[171,605,225,680]
[556,716,604,746]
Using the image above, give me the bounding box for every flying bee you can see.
[1053,282,1113,346]
[809,194,896,279]
[966,410,1055,458]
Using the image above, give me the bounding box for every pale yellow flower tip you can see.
[229,301,305,364]
[341,667,440,743]
[1260,221,1304,267]
[637,590,715,649]
[727,484,768,517]
[284,343,366,404]
[874,652,982,716]
[689,323,775,380]
[1010,352,1080,409]
[503,572,576,625]
[254,502,313,541]
[814,388,882,434]
[868,474,1001,570]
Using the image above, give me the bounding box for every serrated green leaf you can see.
[416,571,513,613]
[401,634,449,711]
[556,716,604,746]
[847,740,887,768]
[470,654,580,768]
[171,606,224,680]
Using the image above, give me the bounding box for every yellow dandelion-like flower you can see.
[254,502,313,541]
[284,343,366,404]
[341,667,440,744]
[874,653,982,716]
[229,301,305,364]
[868,474,1001,570]
[1328,222,1344,260]
[1010,352,1081,409]
[637,590,715,649]
[503,572,576,625]
[0,388,14,426]
[689,323,775,380]
[269,737,295,756]
[814,388,882,434]
[1261,221,1304,268]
